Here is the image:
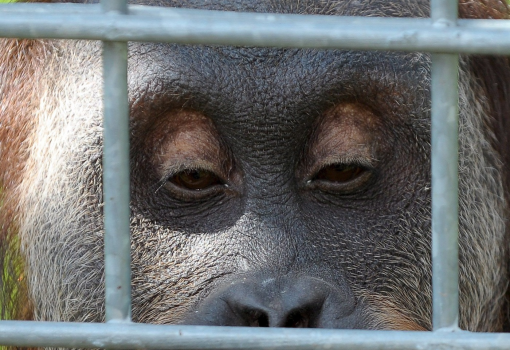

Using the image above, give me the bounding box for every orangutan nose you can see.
[184,274,361,328]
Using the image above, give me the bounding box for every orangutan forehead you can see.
[127,45,430,130]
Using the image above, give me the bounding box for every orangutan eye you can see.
[307,162,373,195]
[313,164,366,183]
[169,169,223,191]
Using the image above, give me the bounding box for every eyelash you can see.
[155,160,373,199]
[306,161,375,195]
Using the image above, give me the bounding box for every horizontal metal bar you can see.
[1,4,510,54]
[1,321,510,350]
[2,3,510,30]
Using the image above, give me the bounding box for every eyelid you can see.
[306,156,376,181]
[304,162,375,196]
[158,161,223,183]
[156,167,227,201]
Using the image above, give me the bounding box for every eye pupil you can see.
[314,164,364,183]
[171,170,222,190]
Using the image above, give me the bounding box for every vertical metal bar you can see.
[430,0,460,331]
[102,0,131,322]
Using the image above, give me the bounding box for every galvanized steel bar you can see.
[1,321,510,350]
[102,0,131,323]
[0,1,506,349]
[430,0,460,331]
[1,5,510,54]
[431,0,458,24]
[102,0,128,13]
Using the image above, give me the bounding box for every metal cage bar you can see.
[0,321,510,350]
[101,0,132,323]
[1,4,510,54]
[430,0,460,331]
[0,1,509,349]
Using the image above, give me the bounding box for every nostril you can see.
[244,308,269,327]
[284,309,309,328]
[185,274,359,328]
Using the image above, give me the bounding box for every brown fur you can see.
[0,37,52,321]
[457,0,510,331]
